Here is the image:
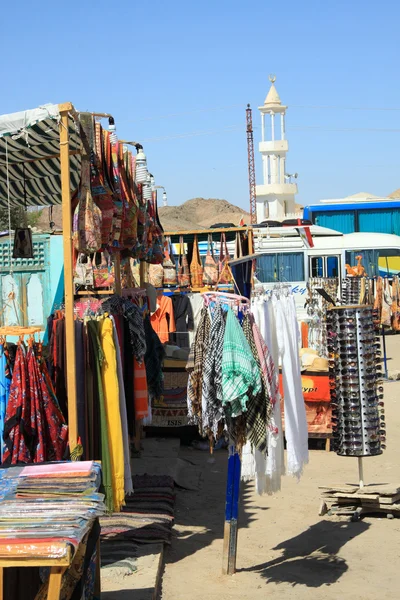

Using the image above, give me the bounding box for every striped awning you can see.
[0,104,81,208]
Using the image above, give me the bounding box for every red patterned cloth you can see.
[3,344,68,465]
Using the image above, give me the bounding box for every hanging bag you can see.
[190,235,204,288]
[92,250,115,288]
[177,235,190,287]
[218,232,232,284]
[203,234,218,285]
[163,237,177,286]
[148,263,164,288]
[74,253,94,287]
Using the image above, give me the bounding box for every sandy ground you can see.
[160,335,400,600]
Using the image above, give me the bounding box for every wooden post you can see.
[114,252,122,295]
[47,566,65,600]
[139,260,147,287]
[59,104,78,453]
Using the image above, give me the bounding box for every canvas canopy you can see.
[0,103,81,208]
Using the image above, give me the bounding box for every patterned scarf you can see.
[187,308,211,428]
[201,304,226,439]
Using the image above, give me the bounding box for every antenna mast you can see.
[246,104,257,224]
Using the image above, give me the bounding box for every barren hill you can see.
[159,198,249,231]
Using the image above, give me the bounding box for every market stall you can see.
[0,101,165,596]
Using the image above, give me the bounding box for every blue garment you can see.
[0,345,12,462]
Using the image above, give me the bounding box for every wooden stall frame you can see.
[59,103,78,452]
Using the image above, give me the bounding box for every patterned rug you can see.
[100,474,175,545]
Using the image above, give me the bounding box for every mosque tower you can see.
[255,76,298,222]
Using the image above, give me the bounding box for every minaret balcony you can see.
[259,140,288,153]
[256,183,298,196]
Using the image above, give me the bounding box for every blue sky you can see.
[1,0,399,211]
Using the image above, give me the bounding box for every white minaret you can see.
[255,75,298,222]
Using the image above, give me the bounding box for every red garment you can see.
[150,295,176,343]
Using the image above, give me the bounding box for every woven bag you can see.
[148,264,164,288]
[218,232,232,284]
[190,235,204,288]
[177,236,190,287]
[163,237,177,286]
[203,235,218,285]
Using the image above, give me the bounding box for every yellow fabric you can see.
[100,316,125,511]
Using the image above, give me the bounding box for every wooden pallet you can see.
[319,484,400,520]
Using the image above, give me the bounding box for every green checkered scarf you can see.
[222,308,262,417]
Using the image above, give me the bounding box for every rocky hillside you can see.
[158,198,249,231]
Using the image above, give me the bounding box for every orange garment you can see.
[150,295,176,343]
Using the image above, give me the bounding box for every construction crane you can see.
[246,104,257,224]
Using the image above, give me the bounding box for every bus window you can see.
[346,249,400,277]
[256,252,304,282]
[310,256,323,277]
[327,256,339,277]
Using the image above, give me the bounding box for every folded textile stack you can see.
[0,461,105,558]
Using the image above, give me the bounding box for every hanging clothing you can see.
[100,317,125,512]
[0,344,12,461]
[187,307,211,425]
[187,293,204,346]
[111,316,133,497]
[144,315,164,398]
[102,295,147,362]
[86,320,113,511]
[169,295,194,348]
[274,293,309,480]
[242,314,268,453]
[150,295,176,343]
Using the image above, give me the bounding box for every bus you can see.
[241,225,400,318]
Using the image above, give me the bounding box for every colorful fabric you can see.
[100,317,125,512]
[133,358,149,420]
[221,308,262,418]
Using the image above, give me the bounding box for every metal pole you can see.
[381,326,389,379]
[222,445,241,575]
[358,457,364,488]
